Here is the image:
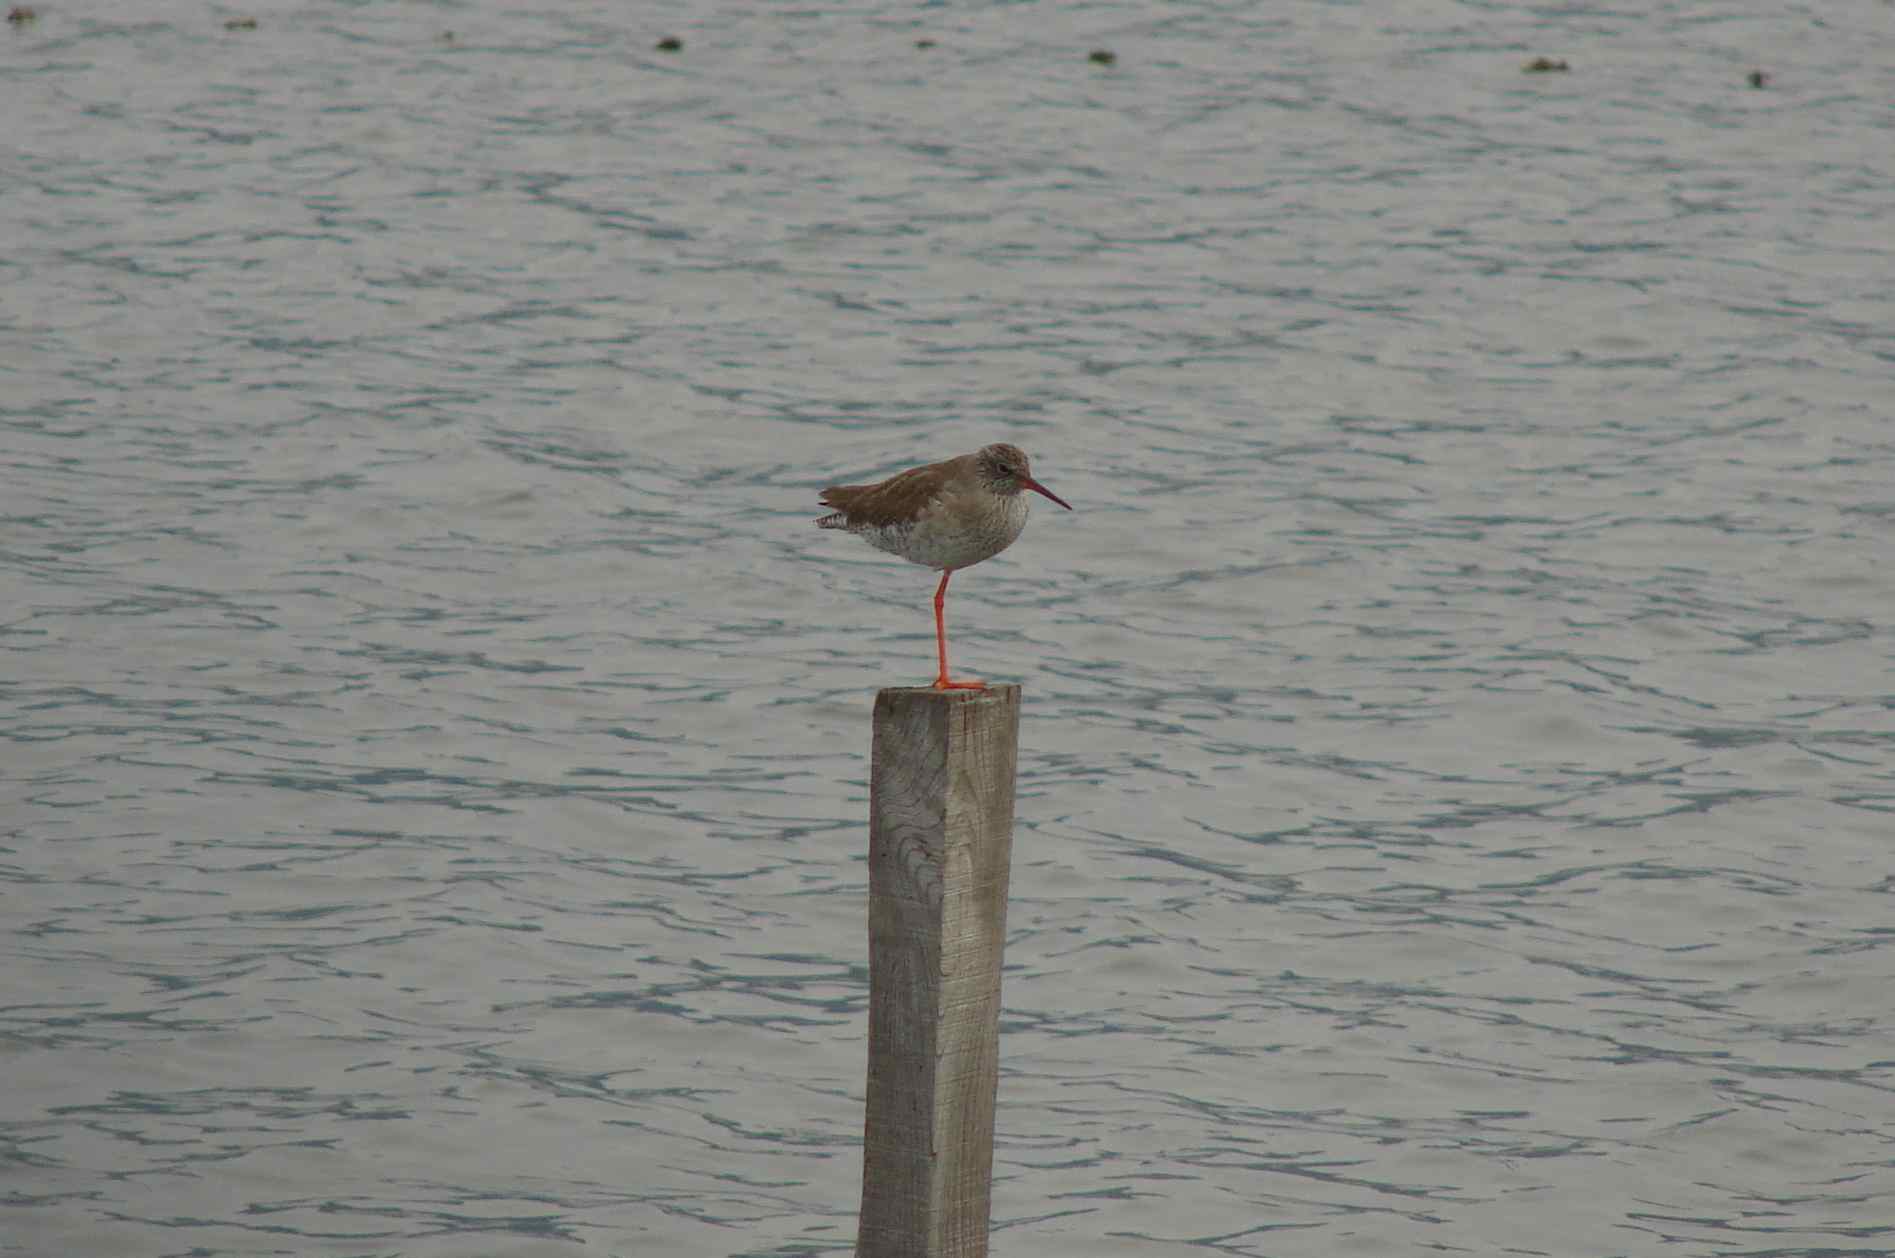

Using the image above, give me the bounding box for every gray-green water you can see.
[5,2,1892,1255]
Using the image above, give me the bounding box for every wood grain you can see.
[857,684,1021,1258]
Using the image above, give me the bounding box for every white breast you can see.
[861,491,1030,571]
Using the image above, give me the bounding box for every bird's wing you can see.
[817,457,958,528]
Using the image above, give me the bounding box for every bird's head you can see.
[976,443,1072,510]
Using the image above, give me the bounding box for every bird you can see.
[816,443,1072,690]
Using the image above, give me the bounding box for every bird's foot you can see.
[931,675,988,691]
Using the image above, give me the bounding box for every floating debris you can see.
[914,37,936,50]
[1747,69,1769,89]
[1523,56,1569,73]
[224,16,257,30]
[1088,48,1116,66]
[655,35,682,53]
[6,5,37,25]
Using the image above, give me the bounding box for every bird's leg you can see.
[931,569,985,690]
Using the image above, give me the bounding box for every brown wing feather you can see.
[817,455,966,529]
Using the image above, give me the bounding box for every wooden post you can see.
[857,684,1021,1258]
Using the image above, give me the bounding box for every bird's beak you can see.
[1021,476,1073,511]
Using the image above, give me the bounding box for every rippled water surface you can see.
[5,2,1893,1255]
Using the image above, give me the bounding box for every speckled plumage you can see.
[815,443,1071,688]
[818,446,1039,571]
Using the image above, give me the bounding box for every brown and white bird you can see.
[816,443,1072,690]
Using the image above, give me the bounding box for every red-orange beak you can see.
[1021,476,1073,511]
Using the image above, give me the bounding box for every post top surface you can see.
[875,683,1021,703]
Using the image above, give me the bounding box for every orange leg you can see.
[931,569,986,691]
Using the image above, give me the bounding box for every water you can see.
[5,2,1893,1255]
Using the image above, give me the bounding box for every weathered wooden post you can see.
[856,684,1021,1258]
